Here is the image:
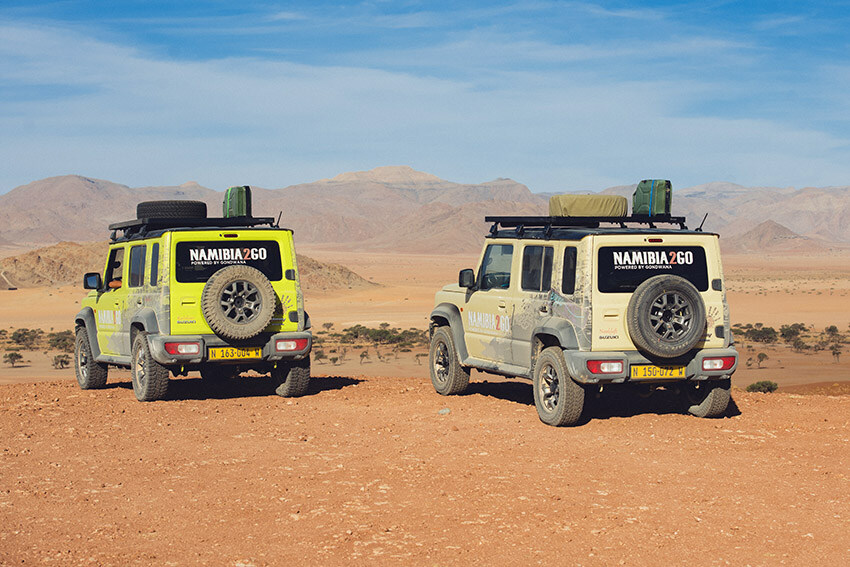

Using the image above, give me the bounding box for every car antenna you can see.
[275,211,282,228]
[695,213,708,232]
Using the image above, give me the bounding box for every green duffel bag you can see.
[632,179,672,216]
[223,185,252,218]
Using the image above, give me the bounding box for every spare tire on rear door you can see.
[136,200,207,219]
[201,265,276,340]
[626,275,706,359]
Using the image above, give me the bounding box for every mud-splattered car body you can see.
[428,215,738,426]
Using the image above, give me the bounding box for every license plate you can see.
[208,347,262,360]
[630,365,686,379]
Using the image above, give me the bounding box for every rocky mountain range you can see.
[0,241,372,291]
[1,167,848,255]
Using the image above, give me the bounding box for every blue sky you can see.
[2,1,850,193]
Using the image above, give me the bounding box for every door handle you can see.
[539,304,549,314]
[498,300,506,308]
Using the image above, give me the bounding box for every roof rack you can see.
[108,216,278,242]
[486,214,688,236]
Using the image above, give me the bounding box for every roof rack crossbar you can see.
[485,214,688,232]
[108,216,278,242]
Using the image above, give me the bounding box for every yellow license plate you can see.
[630,365,686,379]
[208,347,262,360]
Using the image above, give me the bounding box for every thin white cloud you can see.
[753,14,807,31]
[267,11,308,22]
[573,1,666,21]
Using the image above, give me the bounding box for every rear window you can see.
[597,246,708,293]
[174,241,283,283]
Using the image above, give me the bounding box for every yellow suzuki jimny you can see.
[74,198,312,401]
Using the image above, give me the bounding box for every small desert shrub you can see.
[746,380,778,393]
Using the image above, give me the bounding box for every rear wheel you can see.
[131,333,170,401]
[272,359,311,397]
[681,379,730,418]
[429,326,470,395]
[74,327,108,389]
[533,347,585,426]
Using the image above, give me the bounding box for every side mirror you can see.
[83,272,102,290]
[458,269,476,289]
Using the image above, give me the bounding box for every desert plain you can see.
[0,244,849,566]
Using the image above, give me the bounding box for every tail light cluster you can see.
[586,360,624,374]
[275,338,309,352]
[164,341,201,355]
[702,356,736,371]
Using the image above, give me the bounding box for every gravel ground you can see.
[1,373,848,566]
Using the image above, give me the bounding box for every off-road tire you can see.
[533,347,585,426]
[627,275,707,359]
[131,333,169,401]
[272,359,311,397]
[74,326,108,389]
[200,366,238,382]
[136,200,207,219]
[201,265,276,340]
[429,326,470,395]
[682,379,731,418]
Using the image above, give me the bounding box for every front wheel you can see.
[429,326,470,395]
[681,379,730,418]
[533,347,585,426]
[131,333,170,401]
[74,327,108,389]
[272,359,311,397]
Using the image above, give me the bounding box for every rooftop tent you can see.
[549,194,628,217]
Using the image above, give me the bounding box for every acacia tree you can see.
[832,344,842,363]
[53,354,71,369]
[3,352,23,367]
[756,352,769,368]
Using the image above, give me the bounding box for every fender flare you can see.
[74,307,102,360]
[429,303,469,363]
[130,308,160,338]
[531,320,580,350]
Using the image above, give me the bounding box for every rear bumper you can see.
[147,332,312,366]
[564,348,738,384]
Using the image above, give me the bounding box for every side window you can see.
[105,247,125,289]
[521,246,554,292]
[562,247,577,295]
[149,243,160,286]
[478,244,514,291]
[128,245,146,288]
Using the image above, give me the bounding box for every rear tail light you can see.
[586,360,624,374]
[702,356,736,371]
[275,338,309,352]
[164,342,201,355]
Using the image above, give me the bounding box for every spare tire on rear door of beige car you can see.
[201,265,276,340]
[626,274,707,359]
